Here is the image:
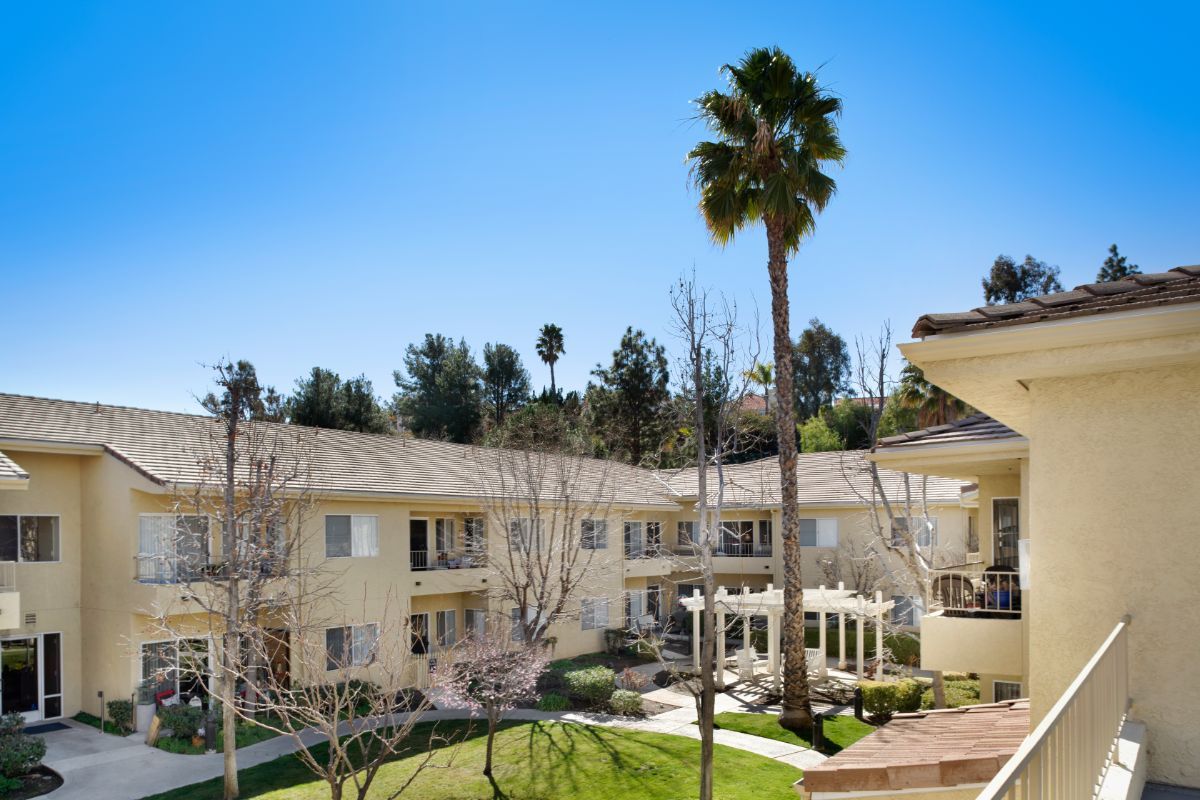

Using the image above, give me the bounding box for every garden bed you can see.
[0,766,62,800]
[71,712,130,737]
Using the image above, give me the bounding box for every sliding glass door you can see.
[0,633,61,722]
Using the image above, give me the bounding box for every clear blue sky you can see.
[2,2,1197,413]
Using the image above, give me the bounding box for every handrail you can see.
[977,616,1131,800]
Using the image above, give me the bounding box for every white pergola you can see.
[679,583,895,691]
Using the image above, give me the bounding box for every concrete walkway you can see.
[41,697,833,800]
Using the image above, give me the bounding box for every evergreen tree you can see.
[288,367,343,429]
[798,415,844,452]
[336,375,392,434]
[392,334,482,443]
[982,254,1063,305]
[1097,243,1140,282]
[793,319,850,420]
[586,327,671,465]
[482,342,532,427]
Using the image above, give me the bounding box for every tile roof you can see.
[0,394,678,507]
[659,450,967,507]
[876,413,1023,450]
[913,266,1200,338]
[801,700,1030,793]
[0,451,29,484]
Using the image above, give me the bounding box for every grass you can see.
[155,716,284,754]
[708,712,875,755]
[142,720,804,800]
[72,712,129,737]
[803,628,921,667]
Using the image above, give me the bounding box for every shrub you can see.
[0,713,46,778]
[0,776,20,795]
[608,689,643,716]
[536,693,571,712]
[603,629,624,655]
[858,678,923,720]
[157,705,205,741]
[107,699,134,734]
[921,679,981,710]
[620,667,649,692]
[562,666,616,707]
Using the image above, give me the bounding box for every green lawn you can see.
[708,712,875,755]
[156,716,284,754]
[72,712,129,736]
[142,720,804,800]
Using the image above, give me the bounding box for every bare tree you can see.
[225,591,445,800]
[472,435,618,646]
[657,274,758,800]
[141,360,318,799]
[817,537,885,596]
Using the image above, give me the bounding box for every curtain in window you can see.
[351,624,378,666]
[435,519,454,554]
[326,627,347,670]
[436,611,456,647]
[624,522,643,557]
[351,516,378,557]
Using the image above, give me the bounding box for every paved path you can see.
[41,697,832,800]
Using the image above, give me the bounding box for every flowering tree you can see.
[433,630,549,778]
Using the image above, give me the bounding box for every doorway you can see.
[410,519,429,570]
[1,633,61,722]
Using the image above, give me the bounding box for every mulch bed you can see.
[4,767,63,800]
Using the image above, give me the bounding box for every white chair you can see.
[736,646,758,681]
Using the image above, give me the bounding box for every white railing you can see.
[0,561,14,592]
[978,616,1131,800]
[928,567,1021,618]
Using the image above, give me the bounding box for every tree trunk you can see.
[931,670,948,709]
[767,218,814,735]
[222,413,240,800]
[483,703,498,777]
[693,341,715,800]
[549,363,557,398]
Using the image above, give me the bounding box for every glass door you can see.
[1,638,40,722]
[993,498,1020,568]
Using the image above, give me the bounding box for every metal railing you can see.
[978,616,1131,800]
[624,543,664,559]
[134,555,284,583]
[928,567,1021,618]
[409,551,481,571]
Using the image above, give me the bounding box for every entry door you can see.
[1,638,41,722]
[410,520,429,570]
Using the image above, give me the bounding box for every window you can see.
[892,596,917,627]
[510,607,543,641]
[410,614,430,654]
[0,515,60,562]
[142,638,210,697]
[967,514,979,554]
[326,624,378,669]
[436,610,456,647]
[891,517,938,548]
[994,680,1023,702]
[623,521,643,557]
[581,519,608,550]
[434,519,455,554]
[465,609,487,638]
[799,518,838,548]
[676,583,702,599]
[325,515,378,558]
[137,515,208,581]
[646,522,662,555]
[464,518,486,558]
[677,521,696,547]
[719,521,753,554]
[581,597,610,630]
[757,520,772,555]
[508,519,541,552]
[993,498,1020,568]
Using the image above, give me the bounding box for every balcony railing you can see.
[135,555,286,583]
[624,543,664,560]
[409,551,482,571]
[928,567,1021,618]
[978,616,1131,800]
[668,543,773,558]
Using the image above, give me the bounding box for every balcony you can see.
[920,566,1023,675]
[0,562,19,629]
[134,555,287,584]
[407,551,487,595]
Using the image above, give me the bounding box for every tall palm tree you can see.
[689,47,844,734]
[744,361,774,412]
[897,362,968,428]
[535,323,565,398]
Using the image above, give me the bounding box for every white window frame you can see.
[798,518,838,548]
[324,514,379,559]
[508,519,542,552]
[0,514,62,564]
[581,518,608,550]
[434,518,455,554]
[325,623,378,669]
[464,608,487,638]
[463,517,486,559]
[436,609,457,647]
[624,521,644,557]
[580,597,610,630]
[140,636,214,697]
[677,521,696,547]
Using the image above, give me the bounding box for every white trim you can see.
[0,513,63,564]
[0,631,64,721]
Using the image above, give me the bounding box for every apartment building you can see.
[0,392,968,723]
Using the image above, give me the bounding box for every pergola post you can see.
[715,608,726,690]
[692,606,701,670]
[875,590,886,681]
[818,585,827,680]
[855,594,865,680]
[838,582,847,670]
[767,611,780,693]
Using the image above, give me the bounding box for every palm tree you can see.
[896,362,968,428]
[689,47,844,734]
[744,362,774,413]
[535,324,565,398]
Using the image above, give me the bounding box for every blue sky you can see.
[2,2,1197,413]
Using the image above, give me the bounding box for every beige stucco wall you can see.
[1027,363,1200,786]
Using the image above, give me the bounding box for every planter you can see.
[136,702,156,733]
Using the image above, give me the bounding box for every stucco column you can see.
[715,609,726,690]
[856,595,865,680]
[818,584,827,679]
[692,607,701,670]
[838,612,847,671]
